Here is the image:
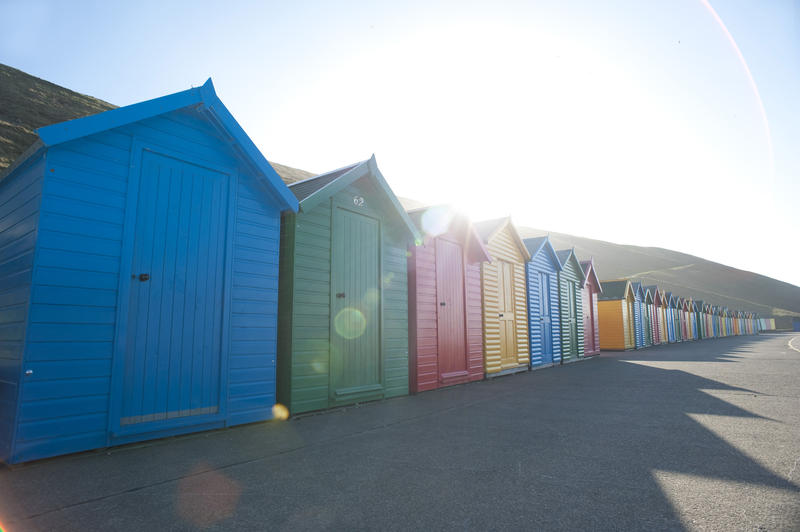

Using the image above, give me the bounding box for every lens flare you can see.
[272,403,289,420]
[420,205,453,237]
[334,307,367,339]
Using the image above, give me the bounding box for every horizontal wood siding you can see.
[228,172,282,426]
[526,249,561,367]
[464,262,484,382]
[285,201,332,414]
[14,108,283,462]
[481,225,529,374]
[408,240,438,393]
[382,231,409,399]
[0,154,43,462]
[558,258,584,360]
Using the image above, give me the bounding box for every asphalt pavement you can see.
[1,333,799,531]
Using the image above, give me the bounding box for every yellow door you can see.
[497,261,518,369]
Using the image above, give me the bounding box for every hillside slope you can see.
[2,63,796,318]
[518,227,800,318]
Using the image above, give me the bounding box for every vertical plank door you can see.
[539,272,553,363]
[497,261,518,369]
[330,207,381,397]
[435,238,467,379]
[122,151,228,428]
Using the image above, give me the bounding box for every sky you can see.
[2,0,799,286]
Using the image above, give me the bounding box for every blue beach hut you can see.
[0,80,298,464]
[523,237,562,368]
[630,281,645,349]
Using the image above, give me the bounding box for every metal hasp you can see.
[276,156,420,415]
[0,78,298,465]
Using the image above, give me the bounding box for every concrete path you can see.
[2,334,799,531]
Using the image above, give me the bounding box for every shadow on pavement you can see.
[1,335,798,530]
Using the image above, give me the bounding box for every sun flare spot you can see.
[334,307,367,339]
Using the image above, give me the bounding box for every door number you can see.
[353,195,365,207]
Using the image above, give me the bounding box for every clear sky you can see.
[2,0,799,286]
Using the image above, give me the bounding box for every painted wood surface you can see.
[525,238,562,367]
[0,153,44,463]
[278,176,411,415]
[5,102,290,464]
[481,223,529,375]
[407,212,485,393]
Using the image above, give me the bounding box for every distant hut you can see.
[523,236,563,368]
[580,258,603,357]
[555,249,586,362]
[597,280,636,351]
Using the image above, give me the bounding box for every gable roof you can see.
[643,287,653,304]
[598,279,632,301]
[630,281,644,301]
[289,155,421,242]
[407,205,491,263]
[524,236,562,270]
[289,161,363,201]
[555,248,586,284]
[580,259,603,293]
[2,78,298,213]
[644,285,660,305]
[473,217,531,261]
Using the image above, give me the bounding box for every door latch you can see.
[138,273,150,282]
[440,301,446,306]
[336,292,346,298]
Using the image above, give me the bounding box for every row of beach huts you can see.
[0,80,770,463]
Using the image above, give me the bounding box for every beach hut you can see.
[665,292,678,343]
[474,218,531,376]
[406,207,490,393]
[579,258,603,356]
[597,280,636,350]
[645,286,661,345]
[523,236,563,368]
[657,289,669,344]
[696,301,707,339]
[0,80,299,464]
[277,157,420,414]
[630,282,645,349]
[642,287,654,347]
[713,306,721,337]
[555,249,586,362]
[688,299,698,340]
[677,297,689,342]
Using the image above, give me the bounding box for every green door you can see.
[330,206,382,400]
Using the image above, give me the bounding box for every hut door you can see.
[330,207,381,398]
[435,239,467,378]
[566,282,578,355]
[538,272,553,360]
[581,286,592,352]
[497,261,518,368]
[120,151,228,429]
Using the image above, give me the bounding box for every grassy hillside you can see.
[2,62,796,319]
[0,64,116,169]
[518,227,800,318]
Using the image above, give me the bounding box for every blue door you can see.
[539,272,553,364]
[120,150,229,429]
